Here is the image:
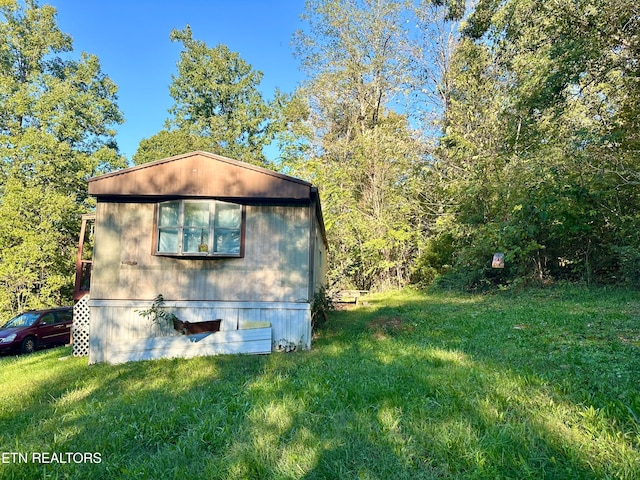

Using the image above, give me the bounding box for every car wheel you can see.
[21,336,37,354]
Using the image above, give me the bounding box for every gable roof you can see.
[88,151,314,201]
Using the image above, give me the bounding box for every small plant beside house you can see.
[310,285,335,332]
[135,294,179,336]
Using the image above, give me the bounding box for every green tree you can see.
[292,0,446,290]
[0,178,76,314]
[436,0,640,288]
[133,128,211,165]
[133,26,273,166]
[0,0,124,315]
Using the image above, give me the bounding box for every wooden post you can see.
[73,214,95,301]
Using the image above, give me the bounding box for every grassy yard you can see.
[1,285,639,479]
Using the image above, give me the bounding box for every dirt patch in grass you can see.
[334,302,357,311]
[618,332,640,347]
[367,316,413,339]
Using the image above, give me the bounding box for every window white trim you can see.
[155,200,244,257]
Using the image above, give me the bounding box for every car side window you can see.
[57,311,72,323]
[40,313,55,325]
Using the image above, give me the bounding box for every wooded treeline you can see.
[436,0,640,290]
[1,0,638,316]
[286,0,639,292]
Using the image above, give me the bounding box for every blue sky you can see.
[50,0,307,162]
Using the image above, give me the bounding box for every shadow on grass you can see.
[0,349,267,479]
[232,326,615,478]
[1,287,639,479]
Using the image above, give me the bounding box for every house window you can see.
[156,200,244,257]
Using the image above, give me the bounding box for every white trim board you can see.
[88,300,310,310]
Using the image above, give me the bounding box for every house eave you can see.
[88,151,313,199]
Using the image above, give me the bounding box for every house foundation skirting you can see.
[88,300,311,364]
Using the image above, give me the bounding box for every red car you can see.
[0,307,73,354]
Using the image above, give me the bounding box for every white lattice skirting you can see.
[73,294,91,356]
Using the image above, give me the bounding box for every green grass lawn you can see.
[1,285,639,479]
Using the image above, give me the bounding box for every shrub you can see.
[614,246,640,288]
[311,286,335,332]
[410,236,456,288]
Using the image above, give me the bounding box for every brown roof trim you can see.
[311,187,328,247]
[88,151,312,187]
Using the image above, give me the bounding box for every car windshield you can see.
[2,312,40,328]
